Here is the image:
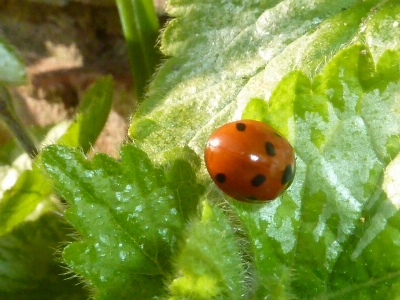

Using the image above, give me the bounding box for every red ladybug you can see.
[204,120,296,202]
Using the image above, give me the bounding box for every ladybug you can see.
[204,120,296,202]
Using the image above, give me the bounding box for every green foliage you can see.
[0,76,113,236]
[169,201,248,299]
[0,85,38,157]
[126,0,399,298]
[57,76,114,153]
[2,0,400,299]
[235,44,400,298]
[129,0,386,156]
[0,70,113,297]
[0,164,53,235]
[42,144,203,299]
[0,36,27,85]
[116,0,161,99]
[0,213,89,300]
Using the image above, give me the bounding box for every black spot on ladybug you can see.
[215,173,226,183]
[285,161,296,189]
[273,132,282,138]
[251,174,266,187]
[246,196,258,201]
[236,123,246,131]
[265,142,276,156]
[281,164,295,185]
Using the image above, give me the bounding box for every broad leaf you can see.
[41,144,202,299]
[129,0,389,157]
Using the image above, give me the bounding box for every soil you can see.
[0,0,166,158]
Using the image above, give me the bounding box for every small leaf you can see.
[0,164,53,234]
[0,76,113,236]
[57,76,113,151]
[169,201,248,299]
[0,37,27,85]
[41,144,202,299]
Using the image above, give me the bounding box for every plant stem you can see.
[116,0,161,100]
[0,85,38,158]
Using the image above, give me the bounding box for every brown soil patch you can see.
[0,0,166,157]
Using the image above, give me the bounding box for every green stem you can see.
[116,0,161,100]
[0,85,38,158]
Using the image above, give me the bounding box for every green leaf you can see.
[169,201,248,299]
[124,0,400,298]
[164,44,400,299]
[0,164,53,236]
[0,37,27,85]
[0,213,89,300]
[0,85,38,157]
[41,144,202,299]
[9,0,398,298]
[0,76,113,235]
[57,76,114,152]
[238,45,400,298]
[129,0,383,156]
[116,0,161,99]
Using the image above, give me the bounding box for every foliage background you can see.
[1,0,400,299]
